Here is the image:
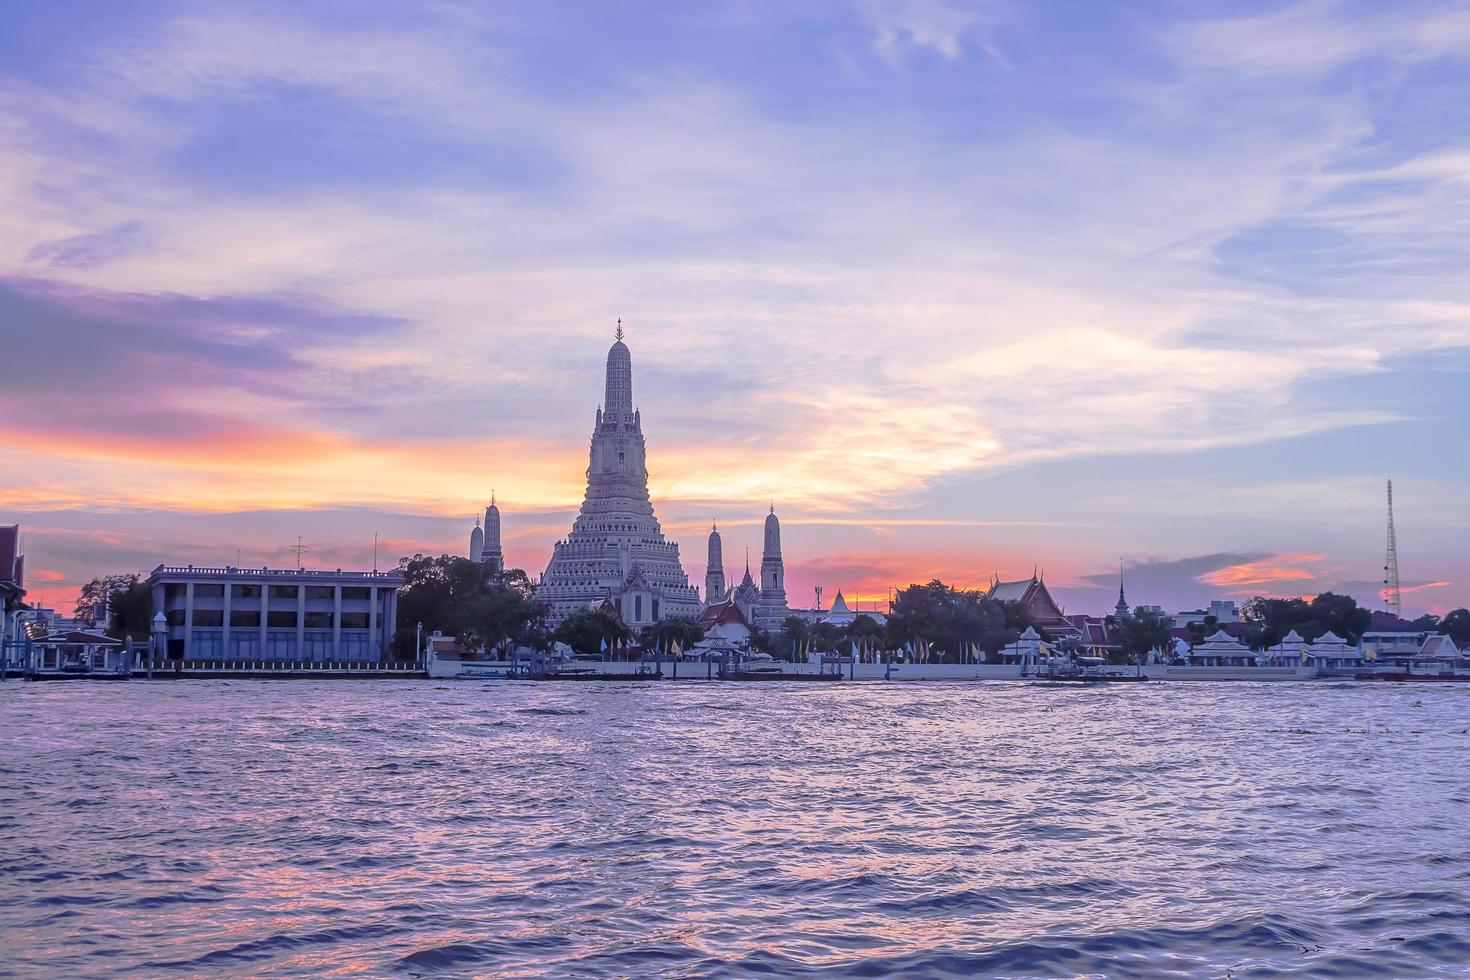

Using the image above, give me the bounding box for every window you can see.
[190,631,223,659]
[267,610,297,628]
[305,585,334,600]
[230,610,260,628]
[266,631,296,659]
[231,584,261,599]
[192,610,224,627]
[304,611,333,629]
[341,587,370,601]
[166,609,186,627]
[652,598,659,621]
[230,634,260,658]
[304,631,332,661]
[339,612,369,630]
[339,632,370,659]
[270,585,299,600]
[195,584,225,598]
[635,595,643,621]
[165,583,187,603]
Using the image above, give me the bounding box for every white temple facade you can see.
[537,327,701,627]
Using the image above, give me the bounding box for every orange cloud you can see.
[1201,553,1324,588]
[33,569,65,582]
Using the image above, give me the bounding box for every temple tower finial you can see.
[616,317,623,342]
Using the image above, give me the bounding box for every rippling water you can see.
[3,680,1470,977]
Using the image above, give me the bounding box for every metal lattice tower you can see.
[1383,479,1402,617]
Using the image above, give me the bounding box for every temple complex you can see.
[986,572,1081,643]
[534,326,701,627]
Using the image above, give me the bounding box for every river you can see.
[2,680,1468,977]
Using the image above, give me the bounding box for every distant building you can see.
[695,598,752,647]
[146,564,405,661]
[0,524,24,649]
[1172,600,1239,628]
[1360,611,1429,659]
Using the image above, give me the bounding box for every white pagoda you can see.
[537,325,701,627]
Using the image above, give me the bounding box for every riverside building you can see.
[146,564,404,661]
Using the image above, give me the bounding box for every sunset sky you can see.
[2,1,1468,616]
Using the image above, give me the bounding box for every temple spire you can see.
[1115,559,1129,620]
[616,317,623,342]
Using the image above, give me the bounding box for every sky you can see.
[1,0,1468,616]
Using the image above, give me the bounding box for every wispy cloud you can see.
[1,1,1468,614]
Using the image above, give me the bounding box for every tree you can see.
[391,555,548,659]
[553,608,628,655]
[1411,613,1442,632]
[779,616,811,661]
[1113,607,1175,664]
[885,580,1012,662]
[651,616,704,655]
[1240,592,1371,649]
[1440,608,1470,647]
[74,574,153,640]
[847,614,883,658]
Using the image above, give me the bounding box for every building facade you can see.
[537,327,701,627]
[1,524,25,650]
[146,565,404,661]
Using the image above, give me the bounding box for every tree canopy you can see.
[392,556,548,659]
[1112,607,1176,663]
[553,608,630,655]
[1240,592,1372,649]
[883,580,1017,662]
[74,573,152,640]
[1440,608,1470,646]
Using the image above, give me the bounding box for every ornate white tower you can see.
[479,493,504,572]
[753,504,789,629]
[538,323,700,626]
[468,517,484,563]
[704,521,727,604]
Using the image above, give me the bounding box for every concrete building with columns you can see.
[146,564,404,661]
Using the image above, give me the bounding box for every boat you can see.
[720,652,841,682]
[1034,656,1147,683]
[1376,670,1470,683]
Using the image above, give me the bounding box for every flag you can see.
[1364,645,1378,662]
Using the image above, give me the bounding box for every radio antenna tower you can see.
[1383,479,1402,617]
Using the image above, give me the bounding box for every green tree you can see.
[779,615,811,661]
[1113,607,1175,664]
[1240,592,1371,648]
[847,614,883,658]
[1411,613,1441,632]
[391,555,548,659]
[885,580,1012,662]
[1440,608,1470,646]
[553,608,629,655]
[651,616,705,655]
[74,573,153,640]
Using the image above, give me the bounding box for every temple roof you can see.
[696,599,750,630]
[829,590,851,615]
